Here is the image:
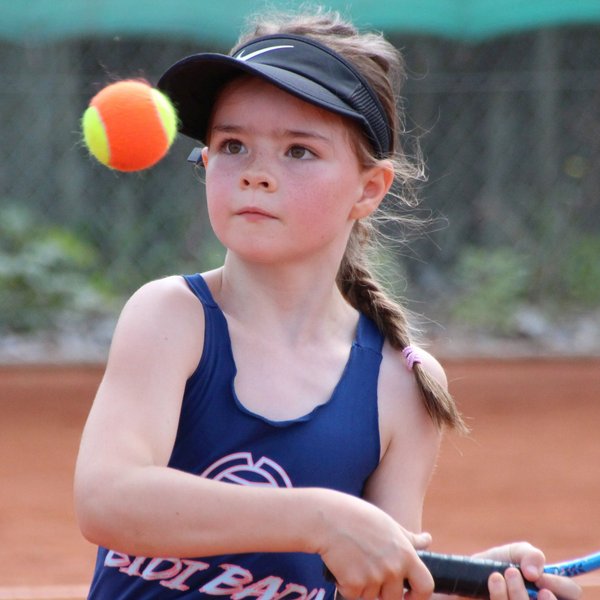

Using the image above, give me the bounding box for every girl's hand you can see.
[317,493,434,600]
[474,542,583,600]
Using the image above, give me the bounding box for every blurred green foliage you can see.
[450,247,531,333]
[561,235,600,306]
[0,203,118,333]
[450,235,600,334]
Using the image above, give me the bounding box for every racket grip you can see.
[418,551,539,598]
[324,550,540,599]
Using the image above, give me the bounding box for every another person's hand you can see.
[474,542,582,600]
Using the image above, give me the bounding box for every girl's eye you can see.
[287,145,315,160]
[221,139,246,155]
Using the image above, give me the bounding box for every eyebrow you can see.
[211,124,243,134]
[284,129,332,144]
[211,123,332,144]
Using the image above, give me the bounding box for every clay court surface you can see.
[1,359,599,598]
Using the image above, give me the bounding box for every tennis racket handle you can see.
[324,550,540,599]
[418,551,539,597]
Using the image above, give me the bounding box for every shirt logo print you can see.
[201,451,293,488]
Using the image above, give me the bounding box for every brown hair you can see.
[234,7,467,432]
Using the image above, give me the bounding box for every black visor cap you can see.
[157,34,392,158]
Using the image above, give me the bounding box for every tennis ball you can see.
[81,79,178,172]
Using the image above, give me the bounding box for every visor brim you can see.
[158,53,369,145]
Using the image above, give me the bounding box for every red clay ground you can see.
[1,360,599,597]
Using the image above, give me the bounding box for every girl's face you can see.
[202,77,390,267]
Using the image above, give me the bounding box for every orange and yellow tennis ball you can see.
[81,79,178,172]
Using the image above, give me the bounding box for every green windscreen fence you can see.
[4,0,600,44]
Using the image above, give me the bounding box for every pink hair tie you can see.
[402,346,422,371]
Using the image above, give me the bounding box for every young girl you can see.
[74,8,581,600]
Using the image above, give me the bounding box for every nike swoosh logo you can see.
[235,45,294,62]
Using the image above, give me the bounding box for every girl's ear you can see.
[349,160,395,220]
[201,146,210,168]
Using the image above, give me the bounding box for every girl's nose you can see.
[240,159,277,191]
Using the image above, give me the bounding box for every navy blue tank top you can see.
[88,273,384,600]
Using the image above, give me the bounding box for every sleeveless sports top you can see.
[88,273,384,600]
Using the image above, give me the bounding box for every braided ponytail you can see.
[338,222,467,432]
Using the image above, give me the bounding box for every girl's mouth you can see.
[236,206,276,220]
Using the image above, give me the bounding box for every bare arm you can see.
[364,346,444,530]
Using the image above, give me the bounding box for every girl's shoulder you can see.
[113,275,206,377]
[123,275,205,322]
[127,274,208,309]
[377,344,445,453]
[379,343,447,404]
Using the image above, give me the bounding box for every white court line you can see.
[0,585,88,599]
